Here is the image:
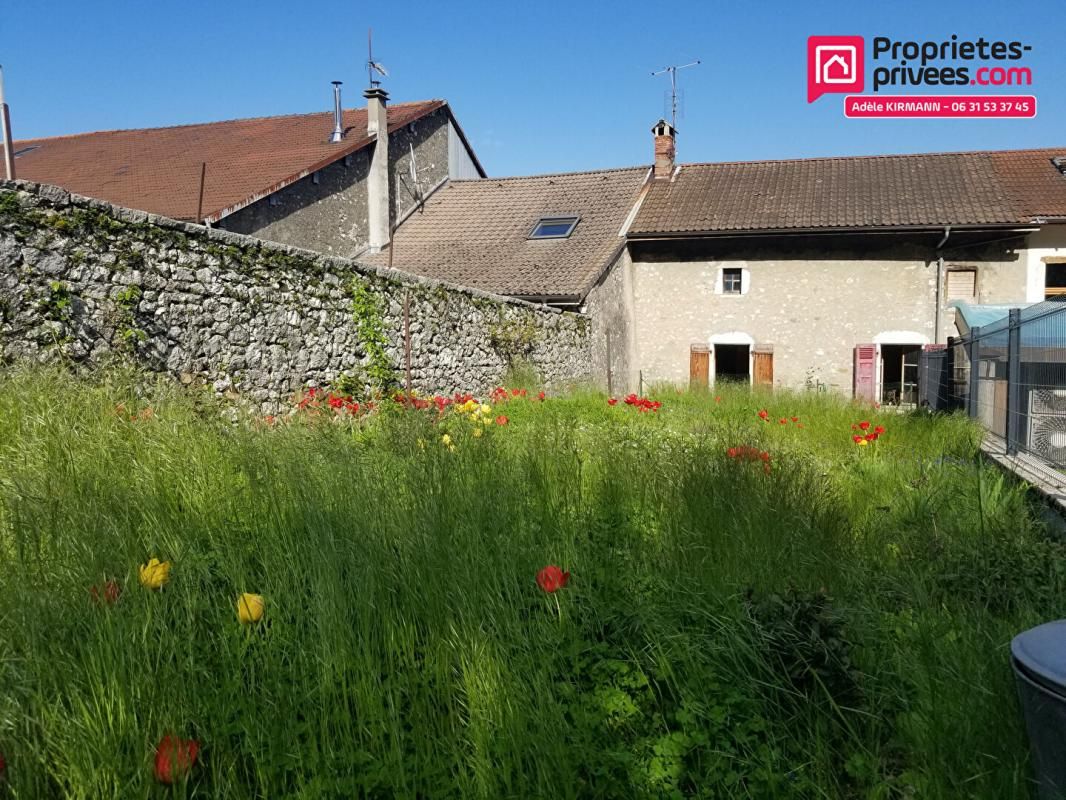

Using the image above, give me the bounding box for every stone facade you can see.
[623,236,1036,393]
[0,181,592,411]
[583,249,635,395]
[219,108,453,258]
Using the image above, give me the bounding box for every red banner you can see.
[844,94,1036,118]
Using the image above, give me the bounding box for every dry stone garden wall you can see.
[0,181,592,410]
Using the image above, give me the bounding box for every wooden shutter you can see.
[946,269,977,301]
[689,344,710,388]
[853,344,877,402]
[753,344,773,387]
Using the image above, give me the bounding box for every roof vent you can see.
[330,81,344,144]
[1053,156,1066,176]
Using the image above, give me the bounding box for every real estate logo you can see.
[808,36,864,103]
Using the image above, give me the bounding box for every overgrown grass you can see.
[0,369,1063,798]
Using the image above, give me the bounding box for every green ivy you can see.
[348,280,395,394]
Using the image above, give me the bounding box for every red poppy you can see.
[852,435,863,443]
[496,415,509,426]
[727,447,738,458]
[865,433,878,442]
[791,416,799,423]
[537,391,546,401]
[797,423,805,429]
[874,425,886,435]
[536,565,570,593]
[758,409,769,420]
[607,398,618,406]
[154,735,199,784]
[90,580,121,606]
[858,421,871,431]
[851,424,857,431]
[760,451,770,462]
[779,418,787,425]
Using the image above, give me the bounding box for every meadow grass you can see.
[0,368,1064,798]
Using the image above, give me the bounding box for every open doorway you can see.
[715,344,750,384]
[880,344,921,406]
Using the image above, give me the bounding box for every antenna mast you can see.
[651,60,700,129]
[366,29,389,88]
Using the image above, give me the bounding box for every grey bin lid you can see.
[1012,620,1066,697]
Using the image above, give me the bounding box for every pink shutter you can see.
[853,345,877,402]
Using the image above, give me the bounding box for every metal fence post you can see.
[1006,308,1022,456]
[967,326,980,419]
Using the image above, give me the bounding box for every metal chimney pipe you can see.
[330,81,344,143]
[0,65,15,180]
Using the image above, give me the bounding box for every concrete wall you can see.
[219,108,453,258]
[0,181,592,411]
[626,238,1026,392]
[583,248,635,394]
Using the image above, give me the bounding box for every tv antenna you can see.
[651,60,700,129]
[367,29,389,88]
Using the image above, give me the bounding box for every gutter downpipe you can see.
[935,226,951,342]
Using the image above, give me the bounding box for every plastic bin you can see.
[1012,620,1066,800]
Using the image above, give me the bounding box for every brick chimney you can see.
[652,119,676,179]
[364,87,390,253]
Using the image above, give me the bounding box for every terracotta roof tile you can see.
[630,147,1066,235]
[11,101,444,222]
[366,167,649,299]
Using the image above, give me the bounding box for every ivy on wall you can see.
[348,280,395,394]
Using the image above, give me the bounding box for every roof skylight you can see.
[528,216,579,239]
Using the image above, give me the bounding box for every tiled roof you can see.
[630,147,1066,235]
[366,167,649,299]
[10,101,445,222]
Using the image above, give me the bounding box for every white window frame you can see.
[714,266,750,296]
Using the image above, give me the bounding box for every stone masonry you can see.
[0,181,592,411]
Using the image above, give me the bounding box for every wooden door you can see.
[753,349,773,387]
[689,344,710,388]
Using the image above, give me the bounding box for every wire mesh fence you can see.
[927,298,1066,478]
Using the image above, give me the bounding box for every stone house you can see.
[13,90,1066,403]
[10,85,483,258]
[369,122,1066,403]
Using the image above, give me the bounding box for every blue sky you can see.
[3,0,1063,176]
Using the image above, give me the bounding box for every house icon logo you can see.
[808,36,864,102]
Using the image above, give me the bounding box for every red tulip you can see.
[757,409,769,420]
[536,565,570,593]
[154,735,199,784]
[607,398,618,406]
[496,415,509,426]
[874,425,886,435]
[778,418,787,425]
[537,391,546,401]
[791,416,799,423]
[865,433,878,442]
[852,435,863,443]
[90,580,121,606]
[858,421,871,431]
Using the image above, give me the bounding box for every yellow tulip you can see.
[473,427,483,438]
[237,593,265,625]
[858,439,869,447]
[138,558,171,590]
[480,404,491,415]
[441,433,453,446]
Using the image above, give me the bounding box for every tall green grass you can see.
[0,368,1063,798]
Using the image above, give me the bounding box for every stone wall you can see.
[627,237,1025,392]
[584,249,635,395]
[219,108,453,258]
[0,181,592,410]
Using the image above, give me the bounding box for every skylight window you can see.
[528,216,579,239]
